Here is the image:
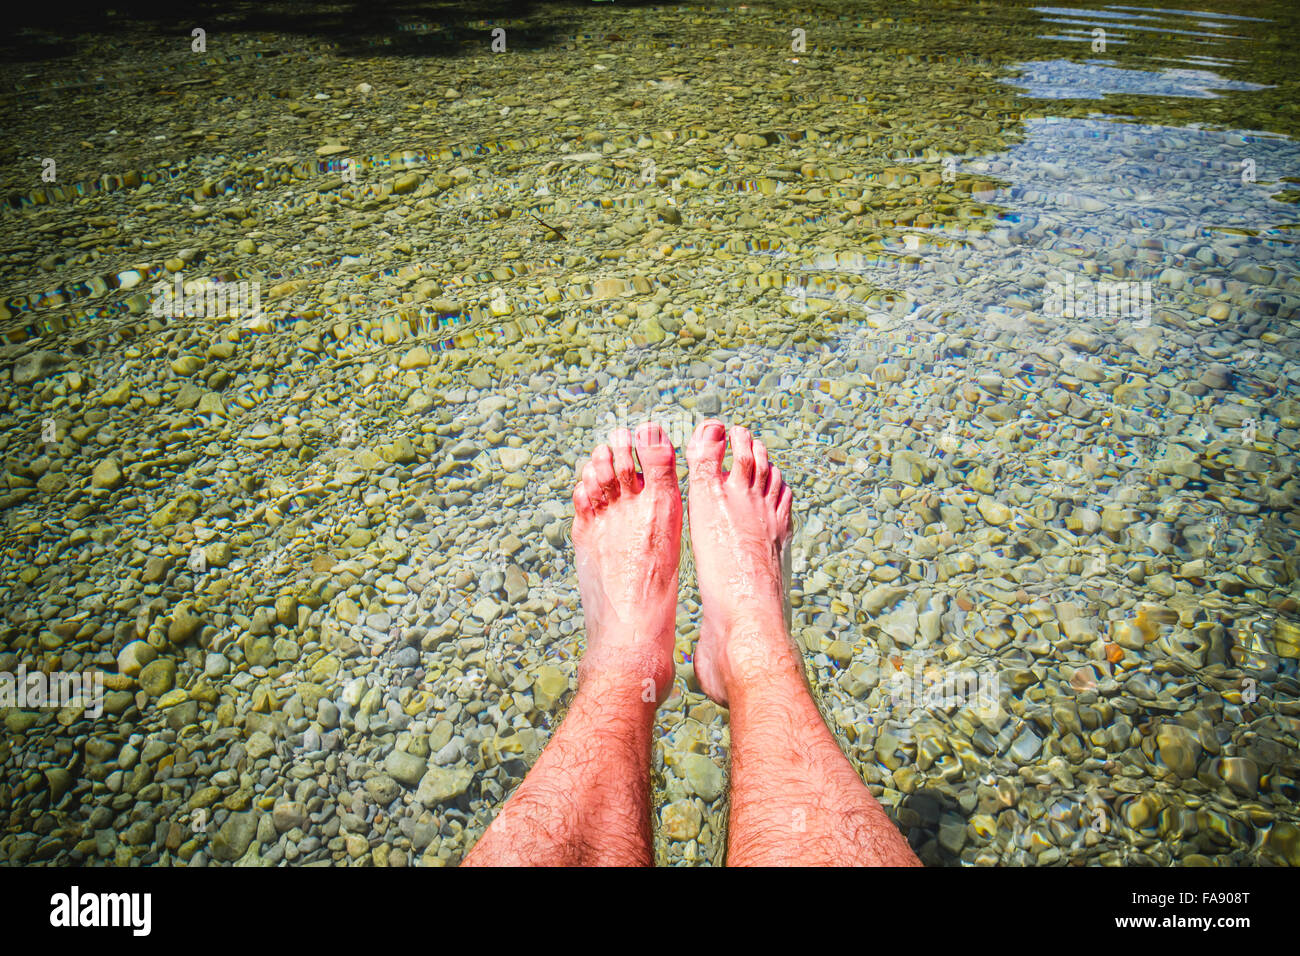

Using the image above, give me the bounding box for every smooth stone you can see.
[246,732,275,760]
[977,497,1011,525]
[137,659,176,697]
[677,753,725,802]
[365,775,402,804]
[399,347,431,369]
[415,767,474,807]
[862,585,906,615]
[383,749,428,787]
[393,172,423,194]
[272,801,307,833]
[92,458,123,490]
[498,447,531,471]
[45,768,73,804]
[197,392,226,416]
[1156,724,1201,778]
[212,812,257,861]
[472,597,502,625]
[433,739,462,765]
[318,700,339,729]
[661,799,703,841]
[891,449,928,486]
[206,541,234,567]
[1218,757,1259,797]
[531,665,569,710]
[1267,821,1300,866]
[1009,728,1042,763]
[13,350,63,385]
[168,605,203,643]
[245,636,276,668]
[116,641,157,678]
[878,601,919,645]
[503,565,528,604]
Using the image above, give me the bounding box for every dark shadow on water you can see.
[898,787,967,866]
[0,0,670,63]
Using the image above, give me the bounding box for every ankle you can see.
[726,645,812,713]
[720,607,793,650]
[578,654,675,708]
[718,622,803,691]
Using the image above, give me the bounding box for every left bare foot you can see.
[571,422,681,703]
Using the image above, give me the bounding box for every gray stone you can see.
[365,775,401,804]
[318,700,339,729]
[273,801,307,833]
[13,350,64,385]
[204,652,230,678]
[383,749,428,786]
[678,754,725,802]
[212,812,257,861]
[415,767,474,806]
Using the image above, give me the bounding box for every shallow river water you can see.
[0,1,1297,866]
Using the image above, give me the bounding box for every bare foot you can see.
[571,422,681,703]
[685,421,794,706]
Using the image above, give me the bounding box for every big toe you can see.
[634,421,677,485]
[686,419,727,481]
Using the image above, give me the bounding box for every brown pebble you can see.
[165,822,185,851]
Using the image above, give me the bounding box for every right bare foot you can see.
[685,420,795,706]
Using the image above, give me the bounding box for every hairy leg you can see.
[461,672,659,866]
[724,644,922,866]
[463,424,681,866]
[686,420,920,866]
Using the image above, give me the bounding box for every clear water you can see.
[0,1,1297,867]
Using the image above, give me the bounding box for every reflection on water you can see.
[1042,4,1270,23]
[1003,59,1273,99]
[1034,3,1270,46]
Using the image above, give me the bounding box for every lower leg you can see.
[685,421,920,866]
[462,672,657,866]
[723,625,921,866]
[463,424,681,866]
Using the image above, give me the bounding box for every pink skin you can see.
[570,423,682,705]
[464,420,920,867]
[685,420,794,708]
[686,420,920,866]
[463,424,679,866]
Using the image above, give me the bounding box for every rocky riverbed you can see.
[1,0,1298,866]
